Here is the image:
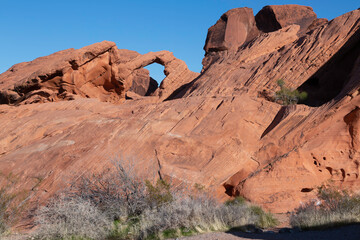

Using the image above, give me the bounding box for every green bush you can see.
[249,206,279,229]
[274,79,307,105]
[291,186,360,230]
[145,179,173,207]
[224,196,247,206]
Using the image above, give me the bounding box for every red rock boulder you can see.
[255,5,318,35]
[204,8,259,53]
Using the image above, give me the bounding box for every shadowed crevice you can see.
[261,105,296,139]
[298,28,360,107]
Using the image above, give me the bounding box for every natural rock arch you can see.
[114,50,199,100]
[0,43,199,105]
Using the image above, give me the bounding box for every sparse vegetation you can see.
[33,157,278,240]
[249,205,279,229]
[145,179,173,208]
[0,172,29,236]
[274,79,307,105]
[0,186,13,235]
[139,193,258,239]
[291,186,360,230]
[225,196,247,206]
[34,196,111,240]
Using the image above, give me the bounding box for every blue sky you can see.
[0,0,359,82]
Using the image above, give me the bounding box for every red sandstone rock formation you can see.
[114,50,199,100]
[0,5,359,219]
[0,44,197,105]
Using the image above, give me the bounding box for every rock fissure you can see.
[237,146,299,189]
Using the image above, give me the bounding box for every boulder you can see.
[203,8,260,70]
[204,8,259,53]
[129,69,158,96]
[255,5,318,35]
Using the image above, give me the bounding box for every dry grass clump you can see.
[0,172,29,236]
[291,186,360,230]
[0,187,13,235]
[34,196,111,240]
[248,205,279,229]
[139,194,258,239]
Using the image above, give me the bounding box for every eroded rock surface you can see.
[0,41,122,104]
[0,44,197,105]
[182,9,360,104]
[0,5,360,220]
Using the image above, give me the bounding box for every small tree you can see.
[274,79,307,105]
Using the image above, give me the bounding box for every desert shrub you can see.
[70,157,148,220]
[290,186,360,230]
[274,79,307,105]
[139,193,278,239]
[224,196,247,206]
[145,179,173,207]
[34,157,278,240]
[193,183,206,192]
[249,206,279,229]
[34,195,111,240]
[139,194,254,239]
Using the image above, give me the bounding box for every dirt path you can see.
[177,224,360,240]
[177,214,360,240]
[3,225,360,240]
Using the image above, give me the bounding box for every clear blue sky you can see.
[0,0,359,82]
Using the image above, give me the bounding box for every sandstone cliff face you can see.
[0,5,359,216]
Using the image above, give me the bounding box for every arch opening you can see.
[128,63,164,97]
[145,63,166,86]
